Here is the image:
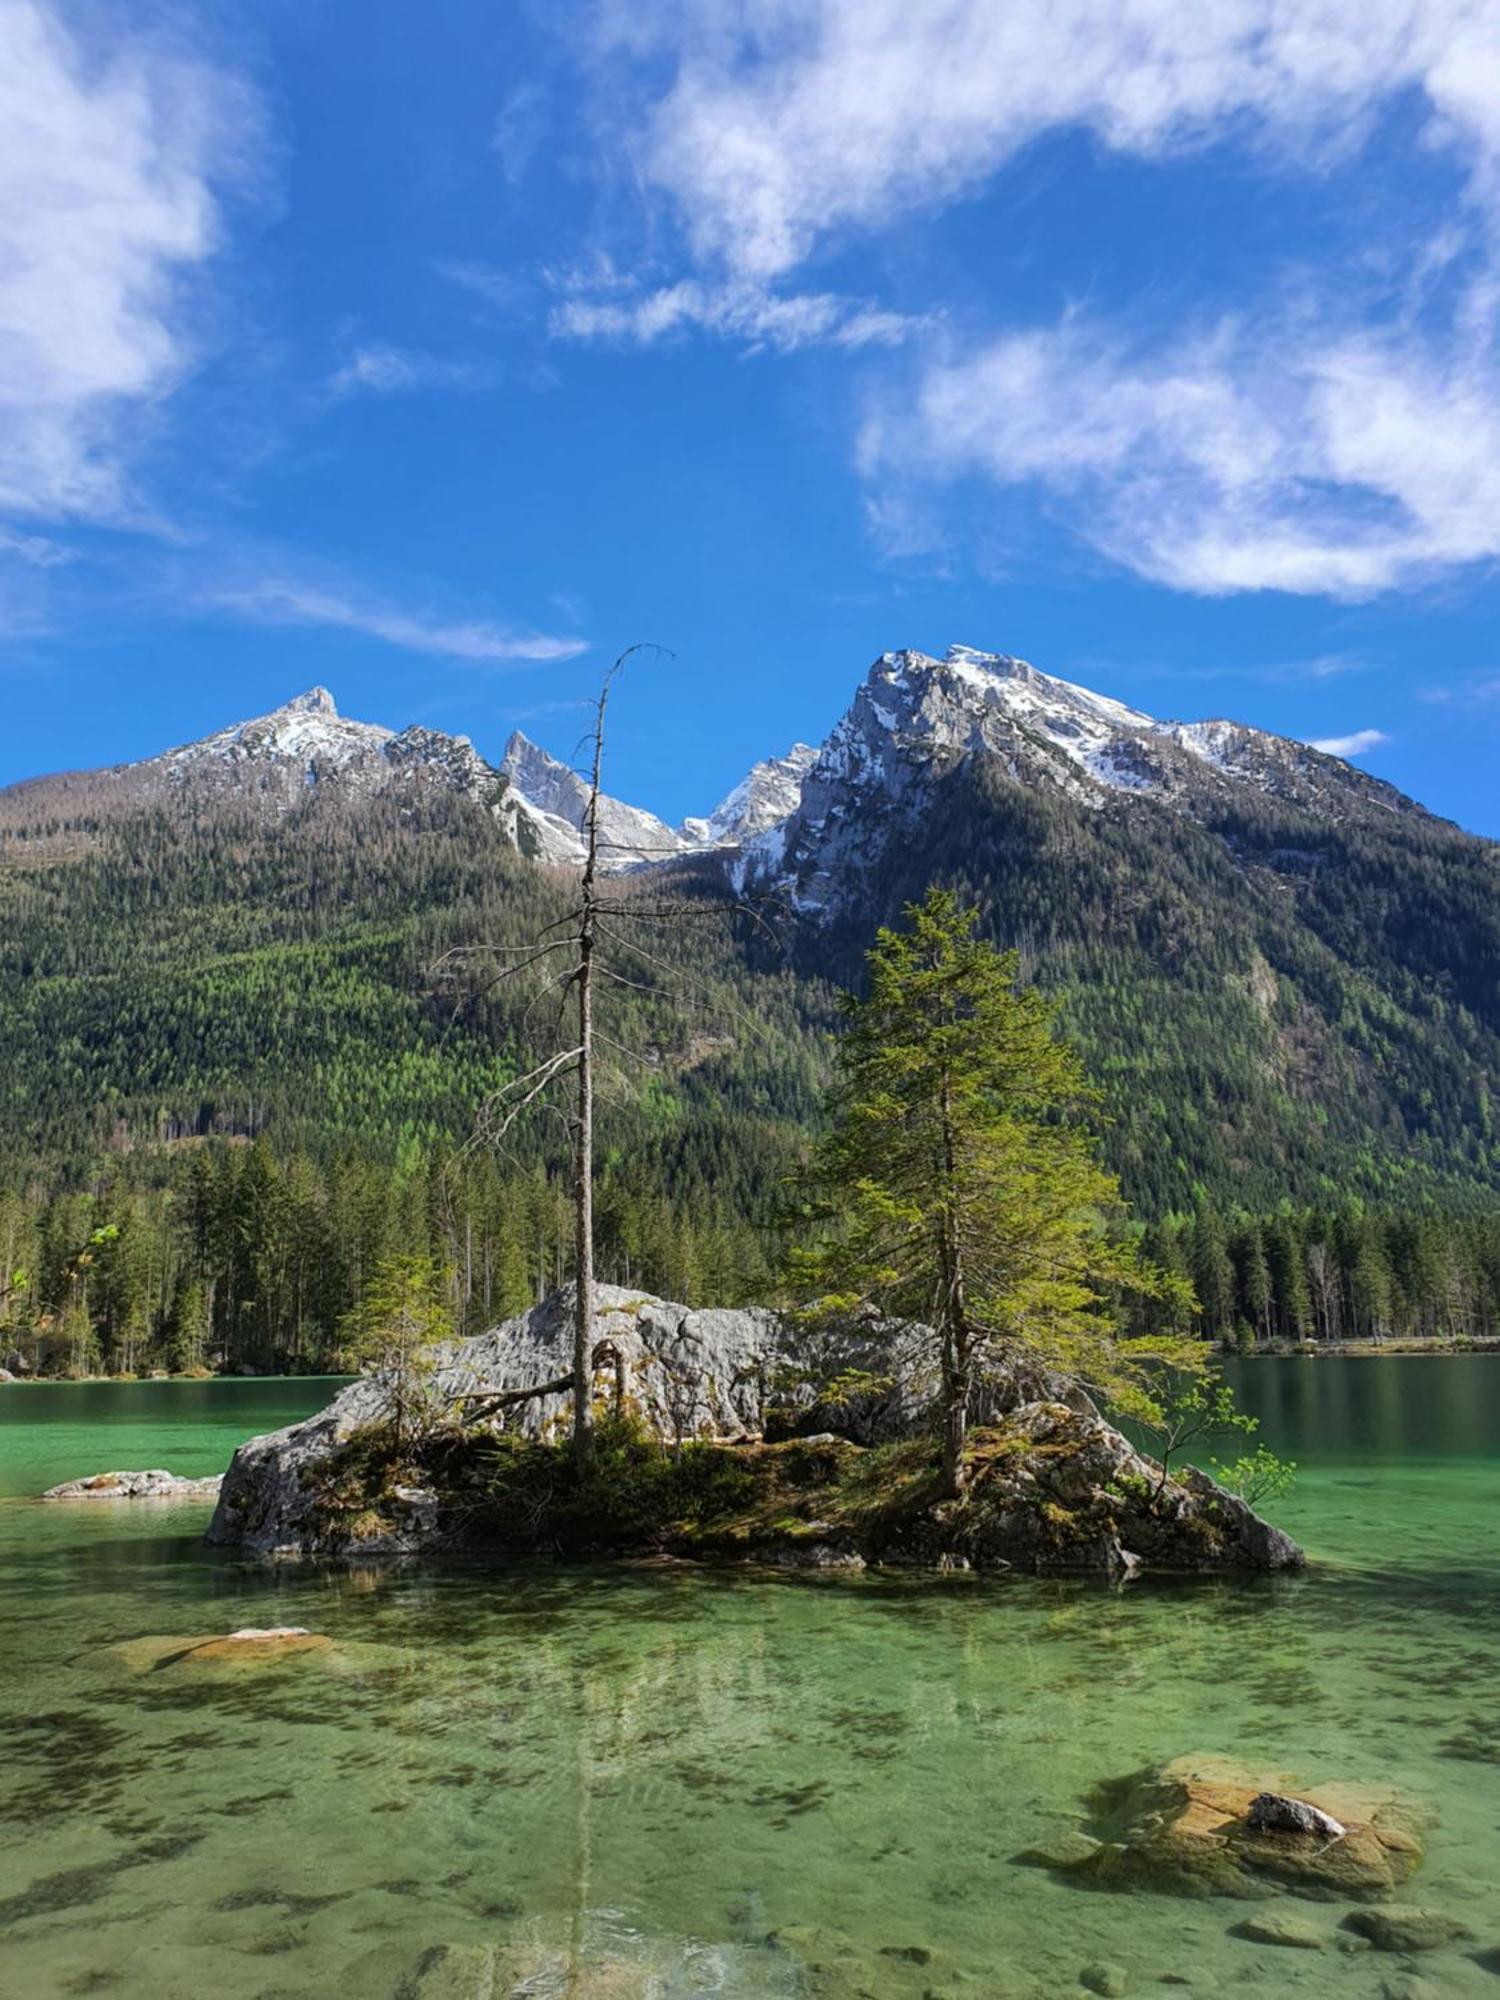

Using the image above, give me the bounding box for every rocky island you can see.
[207,1286,1302,1574]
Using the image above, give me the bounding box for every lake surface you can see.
[1,1358,1497,1998]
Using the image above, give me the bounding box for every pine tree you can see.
[338,1252,453,1454]
[794,888,1194,1495]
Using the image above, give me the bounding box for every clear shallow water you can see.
[0,1362,1497,2000]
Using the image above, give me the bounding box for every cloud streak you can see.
[1310,728,1390,758]
[206,577,589,665]
[551,278,929,353]
[326,344,486,399]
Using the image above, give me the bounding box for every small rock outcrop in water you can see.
[207,1286,1304,1573]
[1048,1755,1426,1901]
[42,1468,223,1501]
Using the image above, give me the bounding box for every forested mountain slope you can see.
[2,648,1497,1219]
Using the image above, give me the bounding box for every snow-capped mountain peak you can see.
[284,686,338,716]
[692,743,819,846]
[498,731,691,869]
[157,688,394,783]
[741,643,1413,917]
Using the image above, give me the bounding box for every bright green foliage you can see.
[1211,1443,1298,1507]
[793,888,1199,1488]
[338,1252,454,1453]
[1140,1377,1256,1494]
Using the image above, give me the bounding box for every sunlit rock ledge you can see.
[206,1286,1303,1575]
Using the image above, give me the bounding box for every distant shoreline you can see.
[1223,1335,1500,1359]
[0,1370,351,1387]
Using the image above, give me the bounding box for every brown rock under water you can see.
[1061,1755,1426,1902]
[116,1627,335,1672]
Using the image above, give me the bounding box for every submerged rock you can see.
[1343,1908,1473,1953]
[1231,1911,1328,1949]
[1080,1964,1130,1997]
[118,1627,335,1672]
[42,1467,222,1501]
[207,1286,1303,1575]
[1056,1755,1425,1902]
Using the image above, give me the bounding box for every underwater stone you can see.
[1080,1964,1129,1996]
[1016,1828,1103,1869]
[1072,1756,1425,1902]
[1232,1911,1327,1948]
[1343,1908,1474,1953]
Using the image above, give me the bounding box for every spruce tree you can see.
[795,888,1194,1494]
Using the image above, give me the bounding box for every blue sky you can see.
[2,0,1499,834]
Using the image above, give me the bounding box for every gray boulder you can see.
[43,1468,222,1501]
[209,1287,780,1557]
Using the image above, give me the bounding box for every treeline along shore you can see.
[3,1137,1499,1379]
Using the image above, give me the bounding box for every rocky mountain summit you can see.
[0,646,1428,898]
[733,646,1428,917]
[207,1286,1302,1574]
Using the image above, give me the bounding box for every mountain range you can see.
[2,646,1497,1213]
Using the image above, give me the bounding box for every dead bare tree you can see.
[436,644,784,1468]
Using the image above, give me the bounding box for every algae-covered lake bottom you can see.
[1,1359,1498,1999]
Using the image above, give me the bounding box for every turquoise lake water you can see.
[1,1358,1497,1998]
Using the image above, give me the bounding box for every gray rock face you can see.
[43,1468,222,1501]
[206,1286,1305,1574]
[208,1287,780,1557]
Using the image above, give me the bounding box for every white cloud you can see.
[0,0,256,526]
[861,314,1500,596]
[550,277,927,353]
[1310,728,1390,757]
[206,577,589,664]
[327,343,484,398]
[575,1,1500,597]
[613,1,1500,280]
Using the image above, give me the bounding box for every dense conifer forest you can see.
[2,775,1498,1374]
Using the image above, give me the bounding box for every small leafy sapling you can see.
[1210,1442,1298,1507]
[1143,1378,1256,1499]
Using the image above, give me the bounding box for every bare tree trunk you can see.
[938,1069,969,1498]
[571,675,609,1468]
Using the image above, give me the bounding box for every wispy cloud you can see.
[437,260,532,313]
[326,343,486,399]
[1417,673,1500,704]
[550,277,930,354]
[1310,728,1390,758]
[0,525,77,567]
[0,0,258,528]
[204,576,589,664]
